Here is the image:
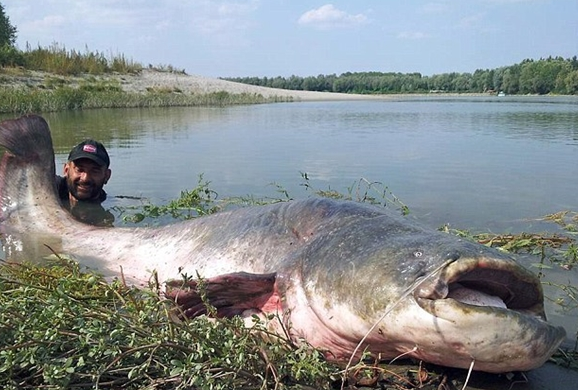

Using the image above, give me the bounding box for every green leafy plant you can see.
[119,174,221,224]
[0,258,336,389]
[299,172,409,214]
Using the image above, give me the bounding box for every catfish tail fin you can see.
[0,115,55,163]
[0,115,60,229]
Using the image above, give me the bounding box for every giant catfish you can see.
[0,114,566,373]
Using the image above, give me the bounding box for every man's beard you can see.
[67,177,100,201]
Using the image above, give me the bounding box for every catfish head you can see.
[280,213,566,373]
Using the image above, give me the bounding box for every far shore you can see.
[114,70,504,101]
[122,70,383,101]
[1,68,505,102]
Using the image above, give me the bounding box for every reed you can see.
[0,87,287,114]
[20,42,142,76]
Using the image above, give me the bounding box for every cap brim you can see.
[70,153,107,167]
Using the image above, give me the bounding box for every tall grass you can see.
[21,42,142,75]
[0,87,289,114]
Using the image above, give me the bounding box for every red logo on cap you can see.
[83,144,97,153]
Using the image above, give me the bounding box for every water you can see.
[42,96,578,233]
[39,97,578,231]
[6,95,578,342]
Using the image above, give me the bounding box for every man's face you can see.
[64,158,111,201]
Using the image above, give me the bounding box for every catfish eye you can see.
[413,250,423,258]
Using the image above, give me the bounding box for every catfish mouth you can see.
[414,257,547,319]
[408,256,566,373]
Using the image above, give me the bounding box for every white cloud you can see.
[298,4,369,30]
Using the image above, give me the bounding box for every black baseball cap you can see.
[68,139,110,168]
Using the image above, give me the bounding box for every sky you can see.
[2,0,577,78]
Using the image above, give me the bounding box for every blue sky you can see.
[3,0,577,78]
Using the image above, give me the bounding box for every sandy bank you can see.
[116,70,384,101]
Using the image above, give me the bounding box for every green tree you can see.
[0,2,17,47]
[563,70,578,95]
[452,73,472,92]
[223,56,578,96]
[501,65,520,94]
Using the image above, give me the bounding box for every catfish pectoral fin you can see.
[166,271,279,318]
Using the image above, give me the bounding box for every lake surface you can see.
[4,95,578,353]
[39,96,578,233]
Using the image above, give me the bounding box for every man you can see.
[56,139,115,226]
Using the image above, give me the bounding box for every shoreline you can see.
[114,70,508,101]
[3,68,567,105]
[121,70,380,101]
[1,68,503,102]
[1,68,381,102]
[100,70,568,100]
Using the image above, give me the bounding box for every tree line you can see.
[224,56,578,96]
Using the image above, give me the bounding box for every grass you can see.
[14,42,143,76]
[0,87,286,114]
[0,259,335,389]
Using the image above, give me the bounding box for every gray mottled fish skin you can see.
[0,115,566,373]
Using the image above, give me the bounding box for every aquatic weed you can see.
[0,259,336,389]
[299,172,409,215]
[116,173,411,226]
[118,174,221,224]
